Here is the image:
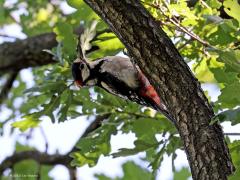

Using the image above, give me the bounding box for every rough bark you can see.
[0,33,57,73]
[83,0,235,179]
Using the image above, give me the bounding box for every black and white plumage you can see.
[72,56,175,123]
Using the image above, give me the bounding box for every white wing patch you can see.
[86,79,97,86]
[81,64,90,82]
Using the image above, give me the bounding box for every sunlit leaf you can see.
[224,0,240,23]
[12,116,40,132]
[53,22,77,60]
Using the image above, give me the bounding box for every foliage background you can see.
[0,0,240,179]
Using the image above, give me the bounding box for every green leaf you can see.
[132,118,169,143]
[216,50,240,73]
[208,20,238,46]
[24,81,67,94]
[208,0,222,9]
[210,67,239,84]
[122,161,152,180]
[70,152,97,167]
[12,116,40,132]
[149,147,165,175]
[58,90,73,122]
[224,0,240,23]
[218,82,240,108]
[173,167,191,180]
[94,174,114,180]
[71,124,116,167]
[165,136,182,155]
[53,22,77,59]
[15,142,35,152]
[229,140,240,152]
[194,58,215,83]
[112,140,159,158]
[94,161,152,180]
[14,160,38,177]
[13,159,53,180]
[0,1,6,25]
[229,140,240,180]
[89,33,124,59]
[40,95,61,123]
[216,108,240,125]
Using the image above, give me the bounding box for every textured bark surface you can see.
[83,0,235,179]
[0,33,57,72]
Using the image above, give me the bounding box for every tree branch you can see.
[83,1,234,179]
[0,150,72,175]
[0,71,19,104]
[0,114,110,176]
[0,33,57,73]
[224,133,240,136]
[0,27,112,74]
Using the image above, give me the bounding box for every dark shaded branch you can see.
[224,133,240,136]
[0,28,112,74]
[0,71,19,104]
[68,167,77,180]
[83,1,234,179]
[0,150,72,175]
[0,33,57,73]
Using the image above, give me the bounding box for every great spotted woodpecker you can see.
[72,56,175,123]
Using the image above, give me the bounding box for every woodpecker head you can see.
[72,58,90,88]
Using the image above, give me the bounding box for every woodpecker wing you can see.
[99,56,140,89]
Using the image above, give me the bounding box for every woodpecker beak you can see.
[74,80,83,88]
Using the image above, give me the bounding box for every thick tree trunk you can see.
[83,0,235,179]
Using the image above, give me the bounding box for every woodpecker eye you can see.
[80,63,85,70]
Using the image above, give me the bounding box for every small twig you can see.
[39,127,49,153]
[26,128,34,139]
[9,14,20,25]
[168,18,211,47]
[0,33,18,39]
[224,133,240,136]
[142,1,214,49]
[200,0,211,9]
[177,38,193,50]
